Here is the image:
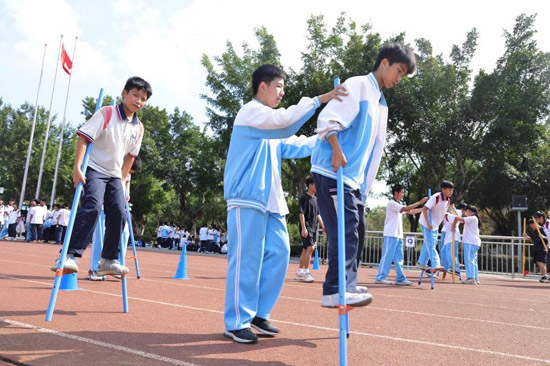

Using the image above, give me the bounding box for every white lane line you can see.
[1,272,546,332]
[2,274,549,363]
[0,318,200,366]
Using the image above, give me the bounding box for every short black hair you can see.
[373,43,416,75]
[391,184,405,195]
[305,176,314,187]
[455,203,466,210]
[534,211,547,220]
[131,156,142,172]
[528,218,535,224]
[440,181,454,189]
[124,76,152,99]
[252,64,285,96]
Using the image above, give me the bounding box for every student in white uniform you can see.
[375,184,426,285]
[417,181,454,272]
[455,205,481,285]
[441,203,465,276]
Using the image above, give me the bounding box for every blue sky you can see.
[1,0,549,206]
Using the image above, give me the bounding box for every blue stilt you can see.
[173,244,188,279]
[312,248,320,270]
[125,201,141,279]
[45,89,104,322]
[334,77,349,366]
[120,227,129,313]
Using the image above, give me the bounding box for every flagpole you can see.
[50,36,77,208]
[19,43,48,210]
[36,34,63,200]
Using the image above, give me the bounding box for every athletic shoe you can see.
[294,273,306,281]
[475,280,481,285]
[321,292,373,308]
[355,286,368,293]
[251,317,279,336]
[462,279,476,285]
[395,280,413,286]
[224,328,258,344]
[50,256,79,273]
[303,273,315,283]
[418,264,429,270]
[86,270,105,281]
[375,279,392,285]
[540,276,549,283]
[97,258,129,276]
[432,265,445,272]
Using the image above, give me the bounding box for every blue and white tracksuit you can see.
[310,73,388,295]
[462,216,481,280]
[224,96,320,331]
[376,200,407,282]
[441,212,461,274]
[418,193,450,268]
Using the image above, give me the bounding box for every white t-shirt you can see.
[29,206,45,224]
[4,205,13,221]
[58,208,71,226]
[265,140,289,215]
[51,210,60,225]
[443,212,462,244]
[76,105,144,179]
[0,205,4,222]
[419,192,450,228]
[8,210,20,224]
[462,216,481,246]
[542,220,550,241]
[383,200,404,238]
[199,227,208,241]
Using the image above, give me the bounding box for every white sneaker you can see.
[86,270,105,281]
[50,256,79,273]
[303,273,315,283]
[97,258,129,276]
[321,292,373,308]
[355,286,368,293]
[294,273,306,281]
[375,279,392,285]
[418,264,429,270]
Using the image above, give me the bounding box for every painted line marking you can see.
[0,318,200,366]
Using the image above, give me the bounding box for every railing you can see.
[316,230,536,278]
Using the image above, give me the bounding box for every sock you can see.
[297,268,304,274]
[304,269,310,274]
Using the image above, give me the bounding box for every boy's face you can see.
[378,59,408,89]
[394,189,405,201]
[308,182,316,194]
[536,216,544,224]
[261,77,285,108]
[122,88,148,115]
[442,187,454,199]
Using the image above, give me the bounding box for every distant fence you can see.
[316,230,536,278]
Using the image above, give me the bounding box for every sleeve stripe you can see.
[76,130,94,143]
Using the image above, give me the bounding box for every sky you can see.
[1,0,549,207]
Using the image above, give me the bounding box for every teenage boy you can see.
[417,181,454,272]
[375,184,427,285]
[7,202,20,240]
[223,63,346,344]
[29,199,45,243]
[311,43,416,308]
[56,204,70,244]
[534,211,550,274]
[295,176,325,283]
[528,216,549,282]
[51,76,151,276]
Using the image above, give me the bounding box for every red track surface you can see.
[0,240,548,366]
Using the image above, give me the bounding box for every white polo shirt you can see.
[29,206,45,224]
[199,227,208,241]
[58,208,71,226]
[462,216,481,246]
[443,212,461,244]
[383,199,404,238]
[419,192,450,228]
[77,104,144,179]
[8,210,20,224]
[542,220,550,240]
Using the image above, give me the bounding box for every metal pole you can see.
[50,36,78,207]
[36,35,63,199]
[19,44,47,209]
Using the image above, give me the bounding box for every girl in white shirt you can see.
[455,205,481,285]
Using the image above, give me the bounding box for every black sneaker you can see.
[251,317,279,336]
[224,328,258,344]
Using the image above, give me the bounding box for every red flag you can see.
[60,44,72,75]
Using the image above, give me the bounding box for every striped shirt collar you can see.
[116,103,139,124]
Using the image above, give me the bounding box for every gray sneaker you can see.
[375,279,392,285]
[86,270,106,281]
[97,258,129,276]
[395,279,413,286]
[321,292,373,308]
[50,256,79,273]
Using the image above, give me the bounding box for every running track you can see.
[0,240,548,366]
